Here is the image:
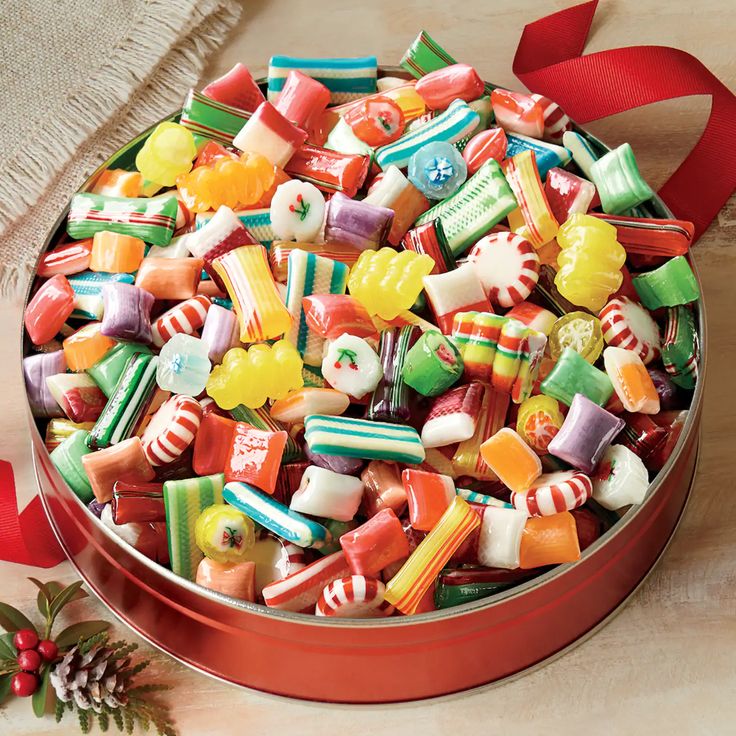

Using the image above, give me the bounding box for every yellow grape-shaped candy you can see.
[554,214,626,312]
[195,504,255,563]
[347,247,435,321]
[135,122,197,187]
[176,152,275,213]
[206,340,304,410]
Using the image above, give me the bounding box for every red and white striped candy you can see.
[467,232,540,308]
[316,575,394,618]
[262,551,351,612]
[531,94,573,143]
[141,395,202,466]
[151,295,211,347]
[511,471,592,516]
[599,296,661,365]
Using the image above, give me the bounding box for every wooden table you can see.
[2,1,735,733]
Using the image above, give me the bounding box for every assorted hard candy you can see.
[23,32,699,617]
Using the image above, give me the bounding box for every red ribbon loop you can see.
[513,0,736,241]
[0,460,65,567]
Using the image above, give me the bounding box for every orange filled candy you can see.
[89,231,145,273]
[519,512,580,569]
[63,323,115,372]
[91,169,142,198]
[479,427,542,493]
[176,152,276,213]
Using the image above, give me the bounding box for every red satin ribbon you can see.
[513,0,736,241]
[0,460,64,567]
[2,2,734,569]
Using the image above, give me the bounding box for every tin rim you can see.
[23,67,707,630]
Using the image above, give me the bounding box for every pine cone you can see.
[49,643,129,713]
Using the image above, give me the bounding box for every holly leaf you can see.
[0,602,36,634]
[48,581,87,621]
[0,673,12,705]
[32,666,57,718]
[28,578,64,618]
[54,621,110,650]
[0,632,16,659]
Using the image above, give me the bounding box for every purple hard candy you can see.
[201,304,239,364]
[548,393,625,474]
[648,368,679,411]
[23,350,66,418]
[324,191,394,251]
[305,444,364,475]
[88,499,108,518]
[100,283,154,343]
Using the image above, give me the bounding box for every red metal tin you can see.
[24,70,706,704]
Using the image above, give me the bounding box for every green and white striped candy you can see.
[87,353,158,450]
[164,473,225,581]
[304,414,426,464]
[67,192,177,246]
[414,159,517,257]
[180,89,252,145]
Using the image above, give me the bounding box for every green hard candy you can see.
[402,330,464,397]
[590,142,654,215]
[632,256,700,310]
[50,430,94,503]
[540,347,613,407]
[88,342,152,397]
[435,580,514,609]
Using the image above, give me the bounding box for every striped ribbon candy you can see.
[511,470,593,516]
[316,575,394,618]
[142,395,203,467]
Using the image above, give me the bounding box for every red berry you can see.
[333,361,342,369]
[13,629,38,651]
[11,672,38,698]
[17,648,42,672]
[37,639,59,662]
[349,363,358,371]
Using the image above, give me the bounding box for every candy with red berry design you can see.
[466,231,540,308]
[270,180,326,241]
[321,333,383,399]
[343,95,405,146]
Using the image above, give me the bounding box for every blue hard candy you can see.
[408,141,468,200]
[156,333,211,396]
